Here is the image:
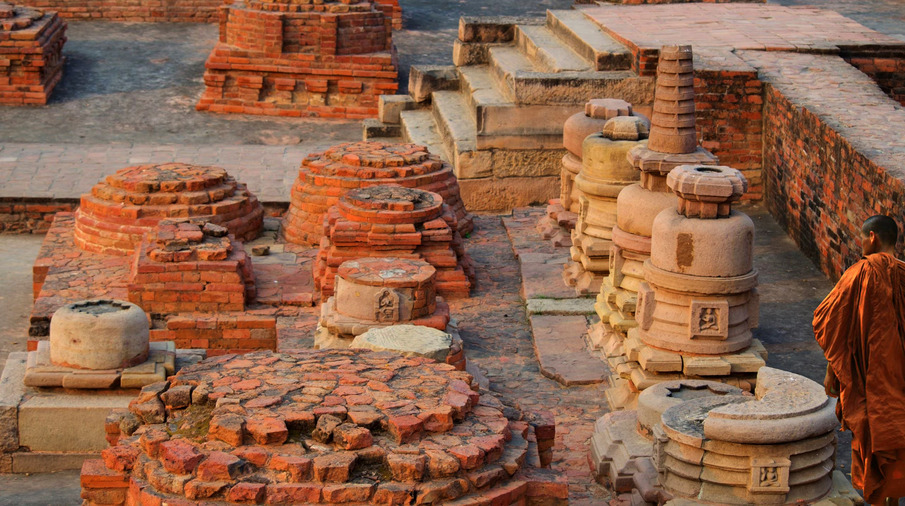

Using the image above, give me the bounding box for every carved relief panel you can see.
[689,300,729,339]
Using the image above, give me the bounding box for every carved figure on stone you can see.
[375,288,400,323]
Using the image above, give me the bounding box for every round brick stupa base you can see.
[282,142,473,246]
[81,349,567,505]
[74,163,263,256]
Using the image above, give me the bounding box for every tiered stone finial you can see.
[647,45,697,155]
[196,0,397,118]
[74,164,263,256]
[0,2,66,105]
[561,104,649,294]
[667,164,747,218]
[283,142,472,246]
[80,349,567,505]
[314,185,474,298]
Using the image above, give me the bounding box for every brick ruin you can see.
[80,349,567,505]
[31,164,277,355]
[13,0,402,25]
[74,163,263,256]
[314,185,474,299]
[195,0,398,119]
[283,141,473,246]
[0,2,65,105]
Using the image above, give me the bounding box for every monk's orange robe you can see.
[814,252,905,503]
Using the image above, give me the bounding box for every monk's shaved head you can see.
[863,215,898,247]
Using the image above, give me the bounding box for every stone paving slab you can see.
[582,3,905,53]
[527,297,597,315]
[530,314,609,386]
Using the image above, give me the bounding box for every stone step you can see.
[545,9,632,71]
[399,109,446,161]
[430,91,491,180]
[457,65,572,147]
[487,44,644,105]
[515,24,593,73]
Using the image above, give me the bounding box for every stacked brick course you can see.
[14,0,226,21]
[128,220,256,315]
[149,314,276,353]
[74,163,263,256]
[0,2,66,105]
[196,0,398,118]
[314,185,474,298]
[283,141,473,246]
[81,349,567,505]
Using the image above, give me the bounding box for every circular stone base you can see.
[350,325,452,362]
[49,299,149,370]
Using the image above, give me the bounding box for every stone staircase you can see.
[365,9,655,212]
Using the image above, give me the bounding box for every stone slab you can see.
[351,325,452,362]
[0,352,28,452]
[526,298,597,315]
[518,253,581,300]
[529,315,607,386]
[18,392,134,452]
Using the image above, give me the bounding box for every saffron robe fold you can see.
[814,252,905,502]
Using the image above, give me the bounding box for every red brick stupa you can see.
[282,141,473,246]
[74,163,264,256]
[196,0,398,118]
[128,220,256,315]
[81,349,567,505]
[0,2,66,105]
[314,185,474,298]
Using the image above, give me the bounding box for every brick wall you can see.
[842,50,905,106]
[149,314,277,354]
[762,84,905,279]
[695,68,764,199]
[0,200,76,233]
[15,0,227,22]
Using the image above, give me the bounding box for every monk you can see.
[814,215,905,505]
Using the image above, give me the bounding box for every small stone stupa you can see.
[604,164,765,410]
[590,368,861,505]
[561,104,650,295]
[538,98,636,246]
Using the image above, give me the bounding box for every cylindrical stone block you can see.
[50,299,149,370]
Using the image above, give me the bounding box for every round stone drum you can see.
[50,299,149,370]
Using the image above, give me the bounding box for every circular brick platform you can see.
[88,349,561,505]
[314,185,474,298]
[74,163,264,256]
[282,142,473,246]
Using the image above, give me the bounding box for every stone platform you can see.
[0,348,205,473]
